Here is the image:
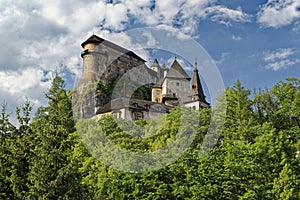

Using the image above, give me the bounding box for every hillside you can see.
[0,76,299,199]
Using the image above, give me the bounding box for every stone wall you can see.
[73,41,158,119]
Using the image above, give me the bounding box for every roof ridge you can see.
[81,34,146,62]
[166,59,190,80]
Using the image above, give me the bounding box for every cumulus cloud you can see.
[0,67,51,120]
[263,48,295,62]
[207,5,251,26]
[263,48,300,70]
[257,0,300,28]
[0,0,251,116]
[266,59,300,71]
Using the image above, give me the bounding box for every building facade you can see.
[73,34,209,121]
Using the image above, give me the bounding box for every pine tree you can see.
[273,163,297,200]
[0,102,33,199]
[27,75,85,199]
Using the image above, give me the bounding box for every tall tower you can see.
[80,35,106,84]
[151,59,160,73]
[190,61,208,105]
[73,34,157,119]
[151,58,165,80]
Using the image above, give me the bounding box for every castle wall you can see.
[74,40,158,119]
[162,78,190,103]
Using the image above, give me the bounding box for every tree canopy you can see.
[0,77,299,199]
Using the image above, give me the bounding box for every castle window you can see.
[132,112,143,120]
[132,103,138,108]
[156,90,160,94]
[176,82,180,86]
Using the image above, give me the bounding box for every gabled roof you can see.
[166,58,191,80]
[81,34,146,62]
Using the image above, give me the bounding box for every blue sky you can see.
[0,0,299,115]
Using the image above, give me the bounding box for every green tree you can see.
[27,75,86,199]
[273,163,298,200]
[0,101,33,199]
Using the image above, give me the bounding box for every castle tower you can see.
[191,66,207,103]
[80,34,105,84]
[161,57,191,105]
[151,59,160,73]
[73,34,154,119]
[151,58,164,80]
[184,61,209,109]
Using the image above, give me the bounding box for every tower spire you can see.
[191,62,207,103]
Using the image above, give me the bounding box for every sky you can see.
[0,0,300,117]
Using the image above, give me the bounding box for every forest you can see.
[0,75,299,199]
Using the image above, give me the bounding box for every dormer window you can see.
[145,105,150,110]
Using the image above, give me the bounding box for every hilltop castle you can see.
[72,35,209,120]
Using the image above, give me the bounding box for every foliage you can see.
[1,77,300,199]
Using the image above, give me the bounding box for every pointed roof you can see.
[166,58,190,80]
[151,58,160,68]
[191,67,207,103]
[81,34,104,47]
[81,34,146,62]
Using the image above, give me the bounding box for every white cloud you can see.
[266,59,300,71]
[105,3,128,30]
[263,48,295,62]
[0,0,251,116]
[257,0,300,28]
[207,5,251,26]
[0,68,51,95]
[263,48,299,70]
[0,67,51,119]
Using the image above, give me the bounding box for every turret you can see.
[151,59,160,72]
[80,34,104,84]
[190,62,207,104]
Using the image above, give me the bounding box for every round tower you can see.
[79,35,104,84]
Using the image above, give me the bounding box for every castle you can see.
[72,34,209,120]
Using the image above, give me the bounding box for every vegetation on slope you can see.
[0,77,299,199]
